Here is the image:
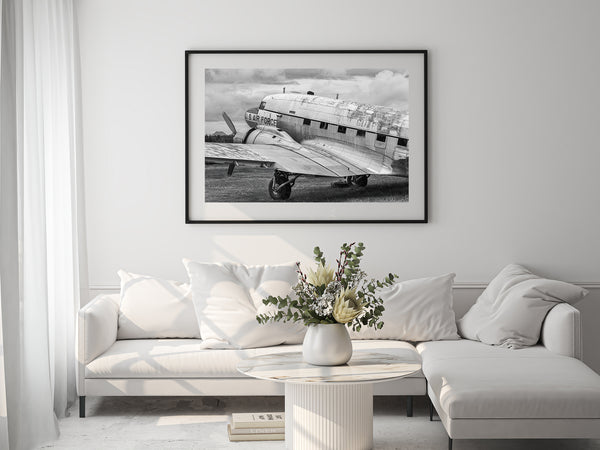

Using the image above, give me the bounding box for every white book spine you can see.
[229,426,285,435]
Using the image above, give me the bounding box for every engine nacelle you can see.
[244,126,294,145]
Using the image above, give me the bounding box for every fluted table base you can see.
[285,383,374,450]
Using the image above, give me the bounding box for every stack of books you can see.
[227,412,285,442]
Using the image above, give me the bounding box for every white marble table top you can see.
[237,351,421,384]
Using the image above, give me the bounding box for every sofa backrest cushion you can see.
[349,273,460,341]
[183,259,306,349]
[457,264,588,349]
[117,270,200,339]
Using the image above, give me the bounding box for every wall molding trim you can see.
[89,285,120,292]
[452,282,600,290]
[89,282,600,292]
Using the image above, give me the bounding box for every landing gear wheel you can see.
[331,178,351,188]
[351,175,369,187]
[268,173,292,200]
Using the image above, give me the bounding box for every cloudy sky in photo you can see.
[204,68,409,133]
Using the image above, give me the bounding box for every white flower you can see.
[332,288,363,324]
[306,263,335,287]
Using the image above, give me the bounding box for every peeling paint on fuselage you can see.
[245,93,409,176]
[262,93,408,137]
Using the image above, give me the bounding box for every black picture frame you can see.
[185,50,428,224]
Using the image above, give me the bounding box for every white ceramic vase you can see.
[302,323,353,366]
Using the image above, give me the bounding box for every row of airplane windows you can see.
[301,117,408,147]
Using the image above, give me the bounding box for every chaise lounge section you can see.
[420,303,600,448]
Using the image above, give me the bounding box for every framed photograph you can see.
[185,50,427,223]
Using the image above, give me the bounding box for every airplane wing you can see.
[205,142,375,178]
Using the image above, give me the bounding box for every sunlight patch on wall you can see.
[211,235,313,267]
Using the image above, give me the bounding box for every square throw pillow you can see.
[350,273,459,342]
[183,260,306,349]
[457,264,588,349]
[117,270,200,339]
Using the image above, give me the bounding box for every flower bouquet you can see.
[256,242,397,365]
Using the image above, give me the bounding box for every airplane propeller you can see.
[222,111,251,144]
[222,112,237,135]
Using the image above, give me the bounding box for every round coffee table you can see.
[237,351,421,450]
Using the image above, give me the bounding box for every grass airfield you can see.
[204,164,408,203]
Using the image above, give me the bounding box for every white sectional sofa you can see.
[77,294,600,448]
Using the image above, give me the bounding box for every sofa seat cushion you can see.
[86,339,423,379]
[418,340,600,420]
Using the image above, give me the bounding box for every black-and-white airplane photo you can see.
[204,69,410,203]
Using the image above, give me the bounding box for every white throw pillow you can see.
[457,264,588,349]
[117,270,200,339]
[350,273,459,342]
[183,260,306,349]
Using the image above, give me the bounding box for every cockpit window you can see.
[259,101,266,110]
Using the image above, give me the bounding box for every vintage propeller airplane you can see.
[205,91,409,200]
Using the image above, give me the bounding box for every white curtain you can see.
[0,0,87,448]
[0,0,19,446]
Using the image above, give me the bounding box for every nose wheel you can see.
[268,170,293,200]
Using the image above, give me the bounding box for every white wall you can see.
[77,0,600,371]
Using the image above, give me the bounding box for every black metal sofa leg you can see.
[406,395,413,417]
[79,396,85,418]
[448,437,453,450]
[429,396,434,421]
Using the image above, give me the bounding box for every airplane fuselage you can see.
[245,93,409,176]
